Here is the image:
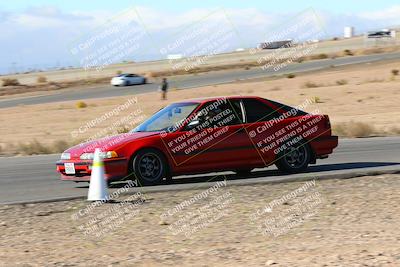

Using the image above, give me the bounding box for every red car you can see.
[56,96,338,185]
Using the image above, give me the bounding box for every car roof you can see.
[175,95,263,104]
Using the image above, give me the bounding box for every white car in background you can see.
[111,73,147,86]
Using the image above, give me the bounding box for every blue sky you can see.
[1,1,399,74]
[2,0,400,14]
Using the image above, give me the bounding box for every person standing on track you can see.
[160,78,168,100]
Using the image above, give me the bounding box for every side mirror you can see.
[186,120,200,129]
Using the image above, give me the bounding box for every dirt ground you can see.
[0,59,400,154]
[0,174,399,266]
[2,36,398,87]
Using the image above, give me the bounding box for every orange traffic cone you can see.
[87,148,109,201]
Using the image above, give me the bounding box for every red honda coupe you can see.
[56,96,338,185]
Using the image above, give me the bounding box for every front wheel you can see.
[131,149,167,186]
[275,141,311,173]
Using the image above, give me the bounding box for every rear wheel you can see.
[275,141,311,173]
[131,148,167,186]
[142,78,147,84]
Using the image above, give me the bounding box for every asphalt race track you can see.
[0,137,399,204]
[1,52,400,205]
[1,52,400,109]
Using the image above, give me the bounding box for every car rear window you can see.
[266,99,308,116]
[242,98,309,123]
[242,99,281,123]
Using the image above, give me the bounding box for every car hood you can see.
[65,132,158,158]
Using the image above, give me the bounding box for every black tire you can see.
[131,148,168,186]
[165,173,173,184]
[142,78,147,84]
[234,169,253,176]
[275,140,311,173]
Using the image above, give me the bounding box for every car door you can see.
[173,98,260,172]
[125,74,136,84]
[132,75,142,84]
[241,98,291,166]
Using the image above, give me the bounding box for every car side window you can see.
[194,100,243,128]
[242,99,281,123]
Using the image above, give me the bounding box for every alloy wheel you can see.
[283,145,307,169]
[137,153,162,181]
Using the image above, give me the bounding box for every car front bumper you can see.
[56,157,128,182]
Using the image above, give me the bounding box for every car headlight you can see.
[80,151,118,160]
[80,153,94,160]
[61,153,71,160]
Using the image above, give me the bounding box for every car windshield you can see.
[133,102,199,132]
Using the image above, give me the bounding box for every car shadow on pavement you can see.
[104,161,400,189]
[169,161,400,185]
